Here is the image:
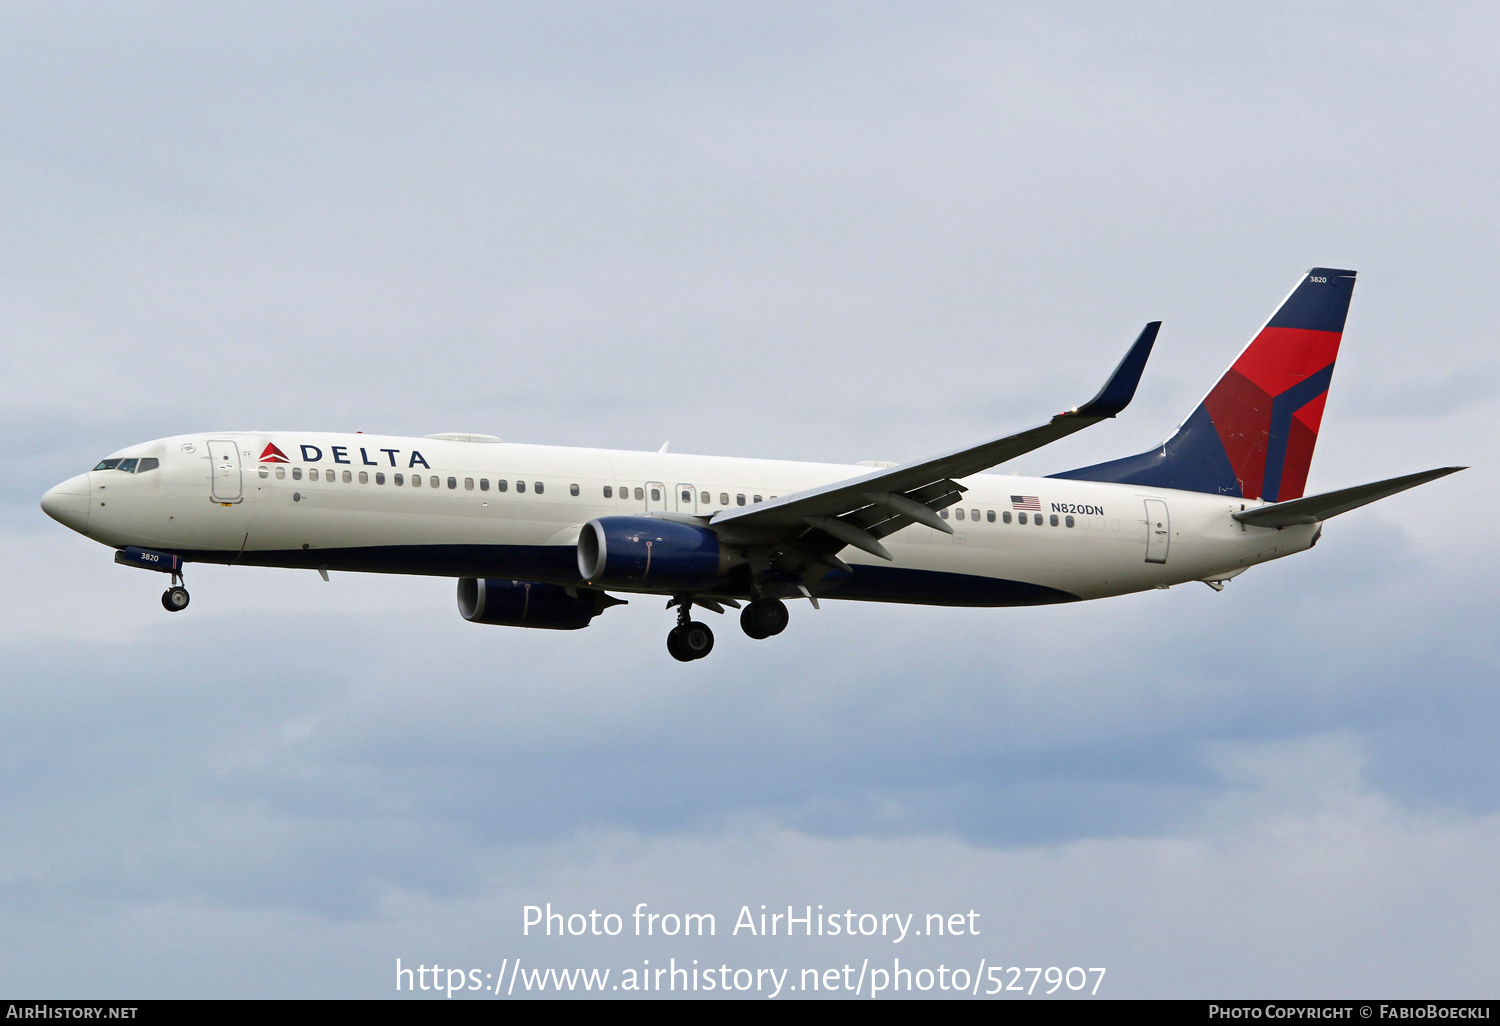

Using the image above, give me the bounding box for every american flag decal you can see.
[1010,495,1041,511]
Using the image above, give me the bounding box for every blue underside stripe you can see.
[163,544,1080,608]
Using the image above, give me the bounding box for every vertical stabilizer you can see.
[1051,268,1355,501]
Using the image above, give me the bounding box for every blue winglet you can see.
[1070,321,1160,419]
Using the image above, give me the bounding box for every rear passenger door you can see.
[1144,498,1169,563]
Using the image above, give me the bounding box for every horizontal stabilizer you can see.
[1232,467,1465,528]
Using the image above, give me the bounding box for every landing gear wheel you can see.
[161,586,190,612]
[667,626,693,662]
[740,598,789,639]
[682,620,714,659]
[668,621,714,661]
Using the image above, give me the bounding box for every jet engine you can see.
[577,516,729,590]
[456,578,620,630]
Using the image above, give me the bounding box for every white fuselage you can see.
[43,431,1315,606]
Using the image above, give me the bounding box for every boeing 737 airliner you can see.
[40,269,1461,660]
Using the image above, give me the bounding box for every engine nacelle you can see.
[577,516,726,590]
[457,578,615,630]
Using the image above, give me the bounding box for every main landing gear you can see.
[665,596,793,660]
[740,598,789,640]
[667,603,715,662]
[161,573,190,613]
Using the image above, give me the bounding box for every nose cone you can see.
[41,474,91,534]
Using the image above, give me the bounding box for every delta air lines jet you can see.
[40,269,1461,660]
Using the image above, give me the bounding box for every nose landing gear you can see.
[161,573,190,612]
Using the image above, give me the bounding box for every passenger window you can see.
[275,467,286,480]
[681,489,691,503]
[571,484,580,496]
[939,509,949,519]
[359,471,368,484]
[1050,514,1058,526]
[1035,514,1043,526]
[603,485,612,498]
[497,479,508,492]
[955,508,965,521]
[309,468,319,481]
[700,491,709,504]
[736,494,746,506]
[1065,515,1075,527]
[376,472,385,485]
[1002,511,1011,524]
[720,492,729,506]
[534,482,544,495]
[412,474,421,487]
[448,477,457,489]
[633,487,643,500]
[430,476,439,488]
[480,478,489,491]
[753,494,762,503]
[651,487,661,501]
[342,470,352,483]
[394,473,403,485]
[517,480,526,493]
[464,478,474,490]
[292,467,302,480]
[92,459,123,471]
[986,510,995,522]
[258,466,268,479]
[971,509,979,521]
[1018,512,1027,524]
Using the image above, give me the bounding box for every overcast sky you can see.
[2,1,1497,999]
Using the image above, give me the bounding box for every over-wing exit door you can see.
[1144,498,1169,563]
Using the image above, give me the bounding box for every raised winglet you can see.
[1068,321,1161,419]
[711,321,1163,534]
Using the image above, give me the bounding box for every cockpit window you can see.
[92,457,159,473]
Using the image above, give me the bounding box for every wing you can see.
[1232,467,1465,528]
[706,322,1160,577]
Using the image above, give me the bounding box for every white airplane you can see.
[41,268,1461,660]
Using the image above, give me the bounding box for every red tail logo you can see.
[258,443,290,464]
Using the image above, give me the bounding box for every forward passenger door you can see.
[208,439,242,503]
